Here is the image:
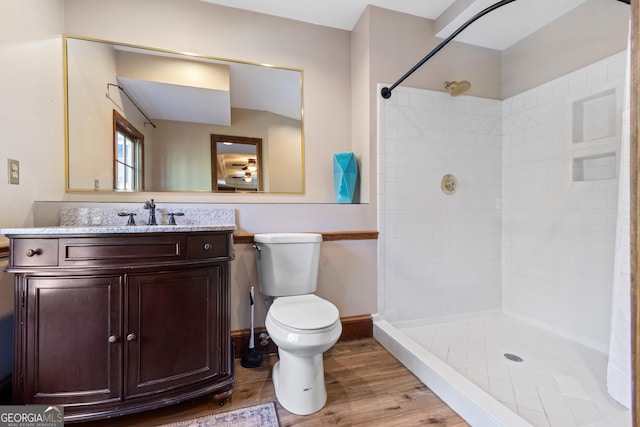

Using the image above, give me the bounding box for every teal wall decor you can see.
[333,152,358,203]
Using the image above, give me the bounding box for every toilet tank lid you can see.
[254,233,322,244]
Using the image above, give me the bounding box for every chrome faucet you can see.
[144,199,157,225]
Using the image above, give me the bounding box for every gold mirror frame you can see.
[63,35,304,194]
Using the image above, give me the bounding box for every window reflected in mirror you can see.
[113,110,143,191]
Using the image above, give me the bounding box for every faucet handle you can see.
[117,212,137,226]
[168,212,185,225]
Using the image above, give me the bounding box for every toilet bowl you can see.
[253,233,341,415]
[267,294,341,415]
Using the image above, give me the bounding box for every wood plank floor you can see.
[90,338,469,426]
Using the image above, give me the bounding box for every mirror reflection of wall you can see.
[65,36,304,194]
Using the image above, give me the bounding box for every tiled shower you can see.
[376,51,629,426]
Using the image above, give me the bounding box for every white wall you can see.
[378,87,503,323]
[378,51,626,351]
[502,51,626,350]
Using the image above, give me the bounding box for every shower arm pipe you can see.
[380,0,631,99]
[107,83,157,128]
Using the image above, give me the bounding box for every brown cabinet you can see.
[22,275,122,406]
[5,231,234,423]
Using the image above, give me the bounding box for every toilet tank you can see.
[254,233,322,297]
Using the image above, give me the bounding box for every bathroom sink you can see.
[1,206,236,236]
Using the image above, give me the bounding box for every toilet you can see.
[253,233,342,415]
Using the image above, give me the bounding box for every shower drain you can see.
[504,353,524,362]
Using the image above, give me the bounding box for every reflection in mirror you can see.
[65,36,304,193]
[114,110,145,191]
[211,134,263,192]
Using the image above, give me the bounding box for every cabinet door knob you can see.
[126,333,137,342]
[108,335,118,343]
[26,248,43,257]
[203,243,213,251]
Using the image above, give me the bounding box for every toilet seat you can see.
[269,294,339,332]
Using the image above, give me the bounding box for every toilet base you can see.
[272,350,327,415]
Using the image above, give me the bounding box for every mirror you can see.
[64,36,304,193]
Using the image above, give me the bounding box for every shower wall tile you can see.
[502,51,626,350]
[378,86,503,323]
[378,51,624,349]
[378,51,625,351]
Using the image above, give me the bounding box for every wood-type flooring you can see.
[89,338,469,426]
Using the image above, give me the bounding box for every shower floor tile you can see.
[400,314,630,427]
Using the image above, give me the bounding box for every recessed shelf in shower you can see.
[572,152,617,182]
[572,88,617,144]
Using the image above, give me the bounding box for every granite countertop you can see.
[1,224,236,236]
[1,206,237,236]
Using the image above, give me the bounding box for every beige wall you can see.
[29,200,378,330]
[1,0,376,332]
[353,6,503,223]
[63,0,376,329]
[63,0,353,204]
[116,50,230,91]
[0,0,65,379]
[0,0,630,333]
[502,0,630,98]
[0,0,65,233]
[67,38,123,189]
[366,6,503,99]
[148,109,300,192]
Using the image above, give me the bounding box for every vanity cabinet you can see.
[4,230,234,423]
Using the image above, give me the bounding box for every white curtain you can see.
[607,22,632,409]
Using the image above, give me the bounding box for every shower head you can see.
[444,80,471,97]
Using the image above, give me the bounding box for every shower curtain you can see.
[607,22,632,409]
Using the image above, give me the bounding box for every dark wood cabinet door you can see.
[22,275,122,405]
[124,266,228,399]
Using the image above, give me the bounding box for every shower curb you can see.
[373,319,533,427]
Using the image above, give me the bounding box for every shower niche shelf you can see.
[572,88,617,144]
[570,86,620,183]
[572,152,617,182]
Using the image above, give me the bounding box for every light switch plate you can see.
[8,158,19,185]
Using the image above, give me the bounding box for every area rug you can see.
[159,402,279,427]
